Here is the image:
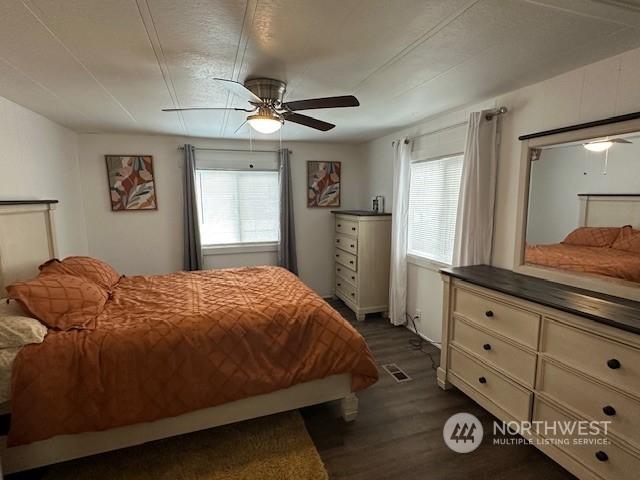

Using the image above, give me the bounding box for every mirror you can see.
[524,131,640,288]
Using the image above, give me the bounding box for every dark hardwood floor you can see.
[301,299,576,480]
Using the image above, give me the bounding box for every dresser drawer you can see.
[537,358,640,449]
[335,219,358,236]
[336,280,358,303]
[449,347,532,421]
[335,248,357,270]
[335,234,357,254]
[451,317,537,387]
[335,263,358,287]
[541,318,640,398]
[453,287,540,348]
[533,398,640,480]
[335,275,355,292]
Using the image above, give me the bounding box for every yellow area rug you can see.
[43,411,328,480]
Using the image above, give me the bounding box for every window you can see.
[196,169,279,246]
[408,155,463,264]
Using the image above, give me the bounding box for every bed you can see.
[0,201,378,473]
[525,194,640,283]
[525,243,640,282]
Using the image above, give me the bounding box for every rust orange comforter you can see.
[9,266,378,446]
[525,244,640,282]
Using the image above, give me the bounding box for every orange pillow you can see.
[38,259,72,276]
[7,274,107,331]
[40,256,120,292]
[612,226,640,254]
[562,227,621,247]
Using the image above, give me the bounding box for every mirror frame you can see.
[514,116,640,301]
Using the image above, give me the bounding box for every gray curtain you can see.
[183,144,203,271]
[278,148,298,274]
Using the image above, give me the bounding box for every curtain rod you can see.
[177,146,290,154]
[393,106,508,146]
[518,109,640,141]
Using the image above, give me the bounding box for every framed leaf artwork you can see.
[105,155,158,211]
[307,161,341,207]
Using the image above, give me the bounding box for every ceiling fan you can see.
[162,78,360,134]
[583,137,632,152]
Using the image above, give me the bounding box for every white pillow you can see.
[0,298,48,348]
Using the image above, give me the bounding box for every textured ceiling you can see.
[1,0,640,142]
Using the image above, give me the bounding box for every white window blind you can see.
[196,169,279,246]
[408,155,463,264]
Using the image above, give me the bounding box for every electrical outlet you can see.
[414,309,422,323]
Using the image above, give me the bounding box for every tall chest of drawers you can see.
[439,265,640,480]
[332,211,391,321]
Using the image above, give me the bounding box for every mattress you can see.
[9,266,378,445]
[525,244,640,282]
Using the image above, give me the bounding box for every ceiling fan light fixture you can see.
[584,140,613,152]
[247,110,283,134]
[163,78,359,133]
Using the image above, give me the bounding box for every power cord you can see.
[406,312,441,372]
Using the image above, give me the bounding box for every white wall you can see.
[78,133,366,297]
[78,134,183,276]
[0,95,88,258]
[361,46,640,343]
[527,141,640,244]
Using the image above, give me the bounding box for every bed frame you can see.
[0,201,358,474]
[578,194,640,229]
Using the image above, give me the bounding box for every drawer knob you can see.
[483,343,491,351]
[351,276,355,280]
[337,283,341,287]
[350,244,355,248]
[485,310,494,317]
[336,254,339,258]
[349,260,354,264]
[337,268,341,271]
[602,405,616,416]
[350,292,355,297]
[337,224,342,227]
[478,376,487,384]
[607,358,621,370]
[336,239,340,243]
[352,227,356,231]
[595,451,608,462]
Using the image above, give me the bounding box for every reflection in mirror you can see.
[525,132,640,285]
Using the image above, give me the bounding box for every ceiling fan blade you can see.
[162,107,254,112]
[213,78,263,104]
[282,95,359,112]
[283,112,335,131]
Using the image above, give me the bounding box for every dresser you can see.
[439,266,640,480]
[331,211,391,321]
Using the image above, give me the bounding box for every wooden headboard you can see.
[578,194,640,229]
[0,201,58,294]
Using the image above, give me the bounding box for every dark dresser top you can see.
[331,210,391,216]
[441,265,640,335]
